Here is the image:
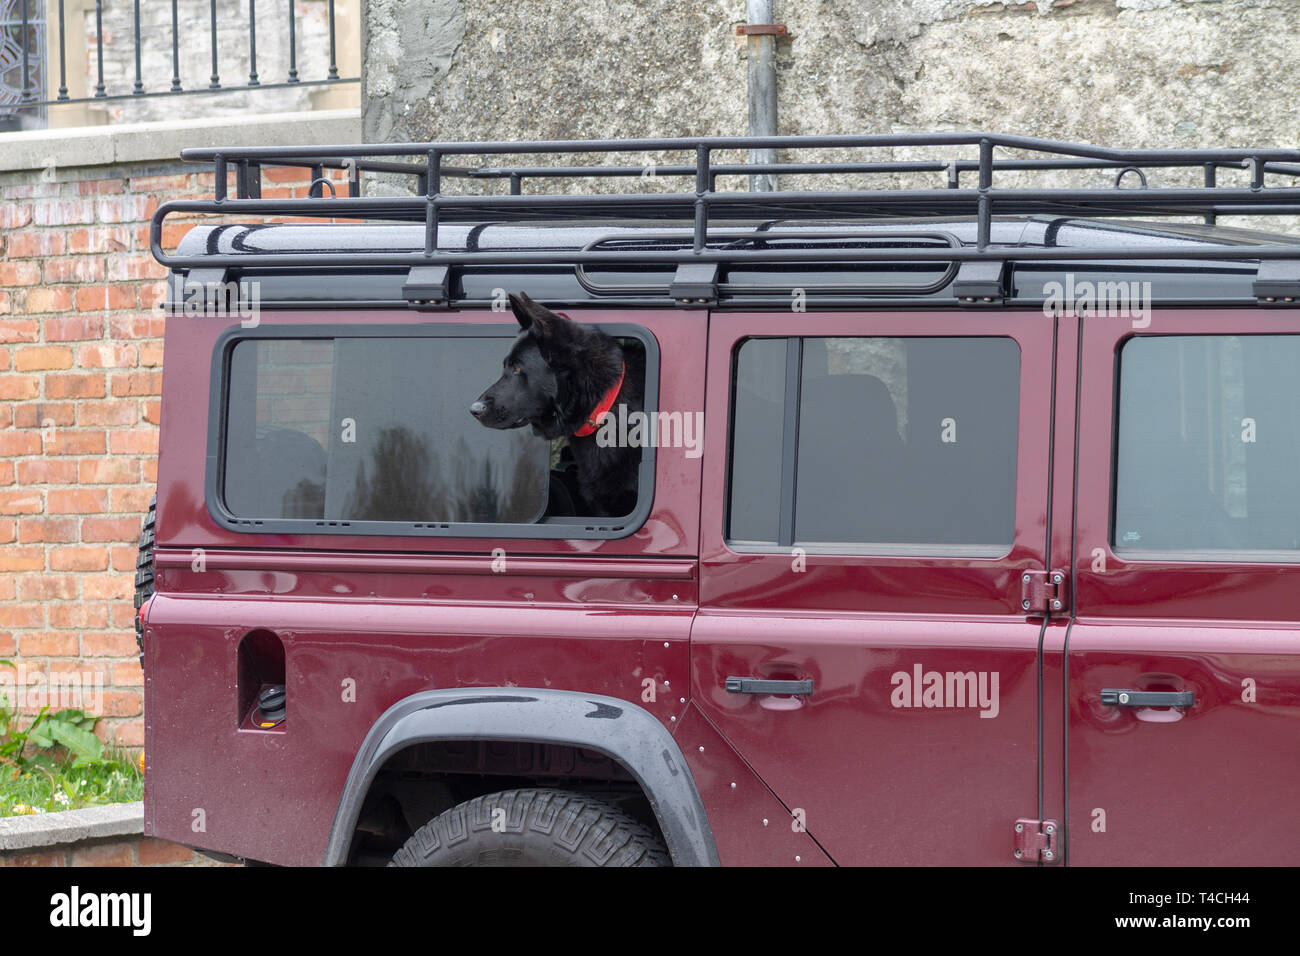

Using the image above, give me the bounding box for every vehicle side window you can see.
[727,336,1020,554]
[1114,335,1300,555]
[223,335,550,525]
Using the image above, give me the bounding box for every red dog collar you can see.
[573,362,625,437]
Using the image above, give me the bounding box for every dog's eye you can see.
[512,365,523,375]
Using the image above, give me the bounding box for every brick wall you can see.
[1,835,229,867]
[0,159,348,752]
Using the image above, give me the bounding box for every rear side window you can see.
[1114,335,1300,555]
[728,336,1021,554]
[214,326,656,538]
[224,336,548,523]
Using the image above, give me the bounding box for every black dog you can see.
[470,292,644,517]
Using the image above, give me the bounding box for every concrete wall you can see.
[362,0,1300,178]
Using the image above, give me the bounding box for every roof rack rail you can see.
[150,132,1300,283]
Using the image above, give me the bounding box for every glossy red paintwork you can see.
[1065,310,1300,865]
[144,303,1300,866]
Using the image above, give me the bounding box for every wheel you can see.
[133,494,156,666]
[388,788,671,867]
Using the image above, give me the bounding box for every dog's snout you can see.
[469,399,488,419]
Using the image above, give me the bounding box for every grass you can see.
[0,745,143,817]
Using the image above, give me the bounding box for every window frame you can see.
[1109,331,1300,564]
[205,322,660,540]
[723,333,1022,558]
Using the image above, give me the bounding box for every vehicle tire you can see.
[388,788,671,867]
[133,494,156,666]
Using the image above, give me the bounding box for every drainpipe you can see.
[739,1,784,192]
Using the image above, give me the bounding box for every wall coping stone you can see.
[0,802,143,852]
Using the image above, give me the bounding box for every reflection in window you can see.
[728,336,1020,553]
[1115,335,1300,553]
[224,336,548,524]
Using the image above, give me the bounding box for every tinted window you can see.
[223,336,548,523]
[728,336,1020,553]
[1115,335,1300,553]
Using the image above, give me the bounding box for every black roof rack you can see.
[151,132,1300,307]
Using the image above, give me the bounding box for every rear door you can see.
[1066,310,1300,864]
[692,309,1056,865]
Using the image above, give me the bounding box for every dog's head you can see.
[470,292,571,438]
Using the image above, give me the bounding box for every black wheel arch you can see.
[325,688,720,867]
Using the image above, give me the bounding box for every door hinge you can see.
[1020,569,1069,616]
[1013,818,1059,863]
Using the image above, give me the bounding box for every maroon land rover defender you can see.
[139,133,1300,866]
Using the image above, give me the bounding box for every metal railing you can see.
[151,132,1300,274]
[2,0,357,117]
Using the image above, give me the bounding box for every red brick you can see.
[43,257,105,284]
[111,660,143,686]
[96,195,158,224]
[32,200,94,226]
[0,490,42,514]
[0,547,43,572]
[48,488,108,514]
[79,458,140,484]
[17,631,78,655]
[108,430,158,454]
[110,371,161,396]
[50,545,110,571]
[106,254,164,282]
[0,319,40,342]
[0,461,11,485]
[14,345,74,371]
[18,575,79,601]
[75,178,124,195]
[98,691,143,717]
[0,290,8,315]
[82,576,130,600]
[0,204,34,229]
[16,461,77,485]
[67,225,131,254]
[3,851,66,867]
[80,516,142,542]
[0,350,8,372]
[5,231,67,258]
[0,632,14,655]
[77,400,140,426]
[13,402,74,427]
[0,603,43,627]
[76,343,137,368]
[45,373,106,399]
[110,544,137,572]
[0,431,41,455]
[111,487,154,514]
[43,429,105,456]
[110,602,137,628]
[0,375,39,400]
[137,838,194,866]
[129,173,191,192]
[21,287,76,314]
[45,315,105,341]
[0,576,13,599]
[139,340,164,366]
[0,261,40,286]
[112,721,144,747]
[143,400,162,425]
[142,459,157,482]
[18,516,78,543]
[69,843,133,867]
[49,603,107,628]
[108,314,166,339]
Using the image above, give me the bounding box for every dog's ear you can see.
[509,292,555,340]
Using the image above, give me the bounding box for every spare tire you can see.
[133,494,156,667]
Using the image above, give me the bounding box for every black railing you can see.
[2,0,356,119]
[152,132,1300,275]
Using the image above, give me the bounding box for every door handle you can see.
[1100,689,1195,708]
[725,677,814,696]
